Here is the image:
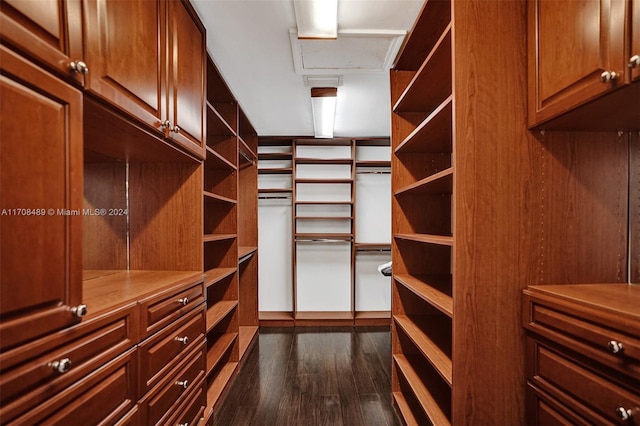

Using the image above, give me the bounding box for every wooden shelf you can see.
[396,96,453,154]
[258,152,293,160]
[206,332,237,375]
[295,200,353,205]
[204,267,237,288]
[203,191,237,205]
[206,102,236,138]
[394,233,453,246]
[205,146,237,171]
[258,188,293,193]
[206,300,238,332]
[394,25,452,115]
[394,315,452,385]
[203,233,237,243]
[393,392,424,426]
[395,168,453,196]
[393,354,451,426]
[295,178,353,184]
[238,326,258,359]
[204,361,238,422]
[258,167,292,174]
[295,158,353,165]
[355,311,391,319]
[238,246,257,263]
[394,274,452,317]
[295,233,353,241]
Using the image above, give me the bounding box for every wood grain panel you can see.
[129,162,203,270]
[452,1,536,424]
[631,133,640,283]
[0,46,83,350]
[531,132,628,284]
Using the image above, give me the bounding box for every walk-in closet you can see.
[1,0,638,425]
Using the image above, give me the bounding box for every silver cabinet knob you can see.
[629,55,640,68]
[177,297,189,306]
[50,358,72,373]
[608,340,624,354]
[69,60,89,75]
[175,336,189,345]
[178,423,189,426]
[71,304,88,318]
[175,379,189,389]
[173,125,181,134]
[600,70,618,83]
[160,120,172,130]
[616,406,633,421]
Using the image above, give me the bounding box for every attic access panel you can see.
[290,29,405,74]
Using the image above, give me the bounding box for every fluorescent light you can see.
[311,87,337,138]
[294,0,338,39]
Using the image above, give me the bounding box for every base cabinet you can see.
[523,285,640,425]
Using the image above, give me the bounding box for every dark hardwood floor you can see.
[213,326,400,426]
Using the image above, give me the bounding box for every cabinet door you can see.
[528,0,627,126]
[0,46,83,350]
[0,0,84,85]
[631,0,640,81]
[83,0,166,135]
[166,0,206,159]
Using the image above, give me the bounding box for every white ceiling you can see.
[191,0,424,138]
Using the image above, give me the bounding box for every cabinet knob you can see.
[607,340,624,354]
[173,125,181,134]
[177,297,189,306]
[160,120,172,130]
[629,55,640,69]
[599,70,618,83]
[175,336,189,345]
[69,60,89,75]
[71,304,88,318]
[616,406,633,421]
[178,423,189,426]
[175,379,189,389]
[50,358,72,374]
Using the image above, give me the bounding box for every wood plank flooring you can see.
[213,326,400,426]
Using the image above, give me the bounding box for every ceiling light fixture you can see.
[293,0,338,39]
[311,87,337,138]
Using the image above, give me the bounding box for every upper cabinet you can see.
[528,0,640,129]
[166,0,206,159]
[83,0,205,159]
[0,0,85,85]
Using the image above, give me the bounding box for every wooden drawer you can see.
[526,382,594,426]
[139,278,205,338]
[528,339,640,425]
[165,377,206,426]
[138,302,205,394]
[6,347,138,425]
[524,293,640,380]
[0,303,138,423]
[139,341,206,426]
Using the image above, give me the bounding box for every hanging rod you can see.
[295,238,351,243]
[356,247,392,252]
[239,149,255,164]
[355,170,391,174]
[258,195,292,200]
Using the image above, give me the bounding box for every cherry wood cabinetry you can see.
[632,0,640,82]
[0,0,85,85]
[390,0,538,423]
[528,0,640,129]
[84,0,206,159]
[523,285,640,425]
[0,45,84,351]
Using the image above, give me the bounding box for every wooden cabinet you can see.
[390,0,537,423]
[84,0,205,159]
[0,45,84,351]
[631,0,640,82]
[528,0,640,128]
[523,284,640,425]
[0,0,85,85]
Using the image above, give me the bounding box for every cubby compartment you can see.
[203,238,237,273]
[204,199,237,236]
[204,162,237,201]
[394,191,452,236]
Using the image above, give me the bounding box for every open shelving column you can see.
[390,0,453,424]
[293,138,355,324]
[202,56,258,422]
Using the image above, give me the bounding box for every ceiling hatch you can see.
[290,29,406,74]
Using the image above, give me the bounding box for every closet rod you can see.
[295,238,351,243]
[356,248,391,252]
[258,195,292,199]
[355,170,391,174]
[239,149,255,164]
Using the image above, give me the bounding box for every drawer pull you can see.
[616,406,634,421]
[175,336,189,345]
[50,358,72,374]
[71,304,88,318]
[607,340,624,354]
[177,297,189,306]
[175,379,189,389]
